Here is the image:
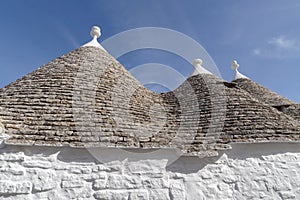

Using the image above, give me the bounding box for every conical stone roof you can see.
[0,29,299,156]
[167,74,300,154]
[0,46,165,147]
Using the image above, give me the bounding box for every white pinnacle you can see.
[231,60,239,70]
[90,26,101,38]
[82,26,106,51]
[231,60,249,80]
[189,58,213,77]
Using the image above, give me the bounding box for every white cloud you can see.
[252,48,261,56]
[252,35,300,58]
[268,36,297,49]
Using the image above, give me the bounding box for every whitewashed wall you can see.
[0,143,300,200]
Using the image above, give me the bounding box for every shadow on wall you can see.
[1,142,300,174]
[168,142,300,173]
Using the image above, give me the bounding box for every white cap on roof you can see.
[231,60,249,80]
[190,58,213,77]
[90,26,101,38]
[82,26,107,52]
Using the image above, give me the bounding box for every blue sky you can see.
[0,0,300,102]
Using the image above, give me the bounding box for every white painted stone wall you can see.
[0,143,300,200]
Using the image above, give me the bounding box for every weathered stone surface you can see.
[148,189,170,200]
[0,181,32,194]
[22,160,52,169]
[127,159,168,174]
[61,180,84,188]
[0,153,24,162]
[142,176,169,189]
[69,166,93,174]
[0,166,25,176]
[94,190,129,200]
[69,167,82,174]
[185,181,206,200]
[81,166,93,174]
[61,173,78,181]
[0,144,299,199]
[63,187,93,199]
[279,191,296,200]
[222,175,238,184]
[129,189,149,200]
[93,179,107,190]
[106,174,141,189]
[169,180,185,199]
[30,169,57,192]
[199,170,213,180]
[93,172,108,190]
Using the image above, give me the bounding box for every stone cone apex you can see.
[231,60,249,80]
[233,78,296,107]
[190,58,213,77]
[82,26,107,52]
[231,59,296,107]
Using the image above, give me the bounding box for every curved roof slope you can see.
[232,78,300,120]
[232,78,295,106]
[0,46,171,147]
[168,75,300,154]
[0,46,299,156]
[221,82,300,143]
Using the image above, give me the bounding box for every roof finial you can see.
[192,58,203,67]
[231,60,239,70]
[82,26,106,51]
[90,26,101,39]
[231,60,249,80]
[190,58,212,77]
